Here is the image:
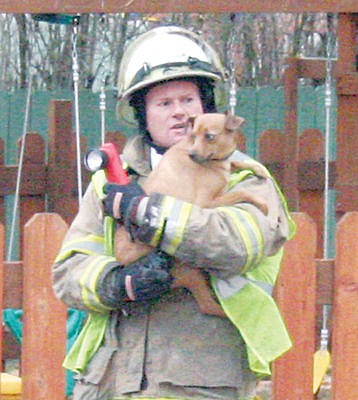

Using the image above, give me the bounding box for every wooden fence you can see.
[0,99,337,259]
[0,98,357,398]
[0,99,127,259]
[1,211,357,399]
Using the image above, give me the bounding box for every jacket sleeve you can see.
[130,172,292,279]
[52,183,119,312]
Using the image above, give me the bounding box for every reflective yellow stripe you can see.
[92,169,107,199]
[218,206,263,273]
[148,196,193,254]
[60,234,104,250]
[149,196,176,247]
[104,216,115,256]
[162,201,193,254]
[229,169,253,189]
[55,235,105,263]
[80,255,116,312]
[169,200,192,253]
[230,165,296,240]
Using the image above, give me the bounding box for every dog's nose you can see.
[189,151,206,164]
[189,151,197,161]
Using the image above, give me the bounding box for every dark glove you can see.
[98,250,174,306]
[123,250,174,302]
[103,182,145,221]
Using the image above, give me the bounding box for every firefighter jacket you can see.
[52,134,295,398]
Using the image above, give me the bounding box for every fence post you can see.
[21,213,68,400]
[272,212,316,400]
[18,133,47,259]
[47,100,83,225]
[260,129,284,186]
[283,58,299,211]
[335,14,358,216]
[332,211,358,399]
[298,129,325,258]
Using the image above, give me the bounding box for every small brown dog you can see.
[114,112,269,317]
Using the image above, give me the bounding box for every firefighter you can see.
[53,26,295,400]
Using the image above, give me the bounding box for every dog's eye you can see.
[205,132,216,141]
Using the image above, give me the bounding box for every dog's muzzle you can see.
[189,151,213,164]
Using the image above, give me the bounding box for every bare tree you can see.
[0,12,336,91]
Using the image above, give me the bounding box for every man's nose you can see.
[172,100,187,116]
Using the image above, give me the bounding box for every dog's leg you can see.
[171,261,226,317]
[114,227,152,265]
[114,229,225,317]
[210,191,268,215]
[231,160,270,179]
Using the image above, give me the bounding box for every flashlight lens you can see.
[84,149,107,172]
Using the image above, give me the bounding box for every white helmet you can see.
[117,25,226,100]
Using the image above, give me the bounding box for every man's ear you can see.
[225,112,245,131]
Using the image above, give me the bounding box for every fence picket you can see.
[0,211,357,398]
[21,213,68,400]
[332,211,358,399]
[260,129,284,185]
[47,100,82,225]
[18,133,46,259]
[299,129,325,258]
[273,212,317,399]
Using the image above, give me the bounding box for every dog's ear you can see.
[187,115,197,128]
[225,112,245,131]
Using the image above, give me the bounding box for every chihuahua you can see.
[114,112,269,317]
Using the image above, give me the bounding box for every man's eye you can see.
[205,133,215,141]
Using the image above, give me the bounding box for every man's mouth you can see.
[171,123,186,130]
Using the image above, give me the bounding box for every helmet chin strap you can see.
[143,133,168,155]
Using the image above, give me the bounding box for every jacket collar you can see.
[122,135,152,178]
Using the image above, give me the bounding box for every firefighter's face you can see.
[145,80,204,148]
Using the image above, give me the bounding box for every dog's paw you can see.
[231,160,269,179]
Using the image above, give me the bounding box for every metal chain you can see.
[228,14,238,115]
[323,14,335,259]
[319,15,336,381]
[100,84,106,145]
[99,14,108,145]
[7,74,33,261]
[7,17,37,261]
[72,19,79,80]
[71,16,83,204]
